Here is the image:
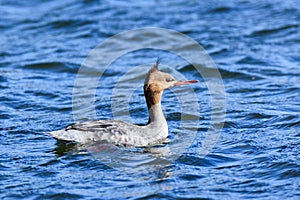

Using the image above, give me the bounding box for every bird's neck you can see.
[144,84,166,124]
[148,103,166,123]
[144,84,168,139]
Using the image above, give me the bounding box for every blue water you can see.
[1,0,300,199]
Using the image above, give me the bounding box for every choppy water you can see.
[1,0,300,199]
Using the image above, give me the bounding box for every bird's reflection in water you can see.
[53,140,174,178]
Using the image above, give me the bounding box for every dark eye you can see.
[166,78,174,82]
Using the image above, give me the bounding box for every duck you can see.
[49,60,198,147]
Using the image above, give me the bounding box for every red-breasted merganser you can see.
[49,61,198,147]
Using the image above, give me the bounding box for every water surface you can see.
[1,0,299,199]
